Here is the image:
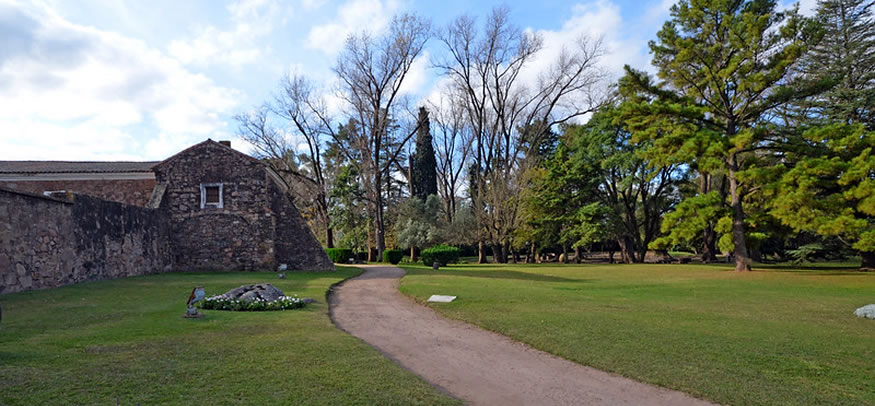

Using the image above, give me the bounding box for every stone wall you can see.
[154,141,334,271]
[1,178,156,206]
[0,188,171,294]
[270,179,335,270]
[154,142,277,270]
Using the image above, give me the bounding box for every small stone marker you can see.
[278,263,288,271]
[433,261,440,270]
[428,295,457,303]
[278,273,286,279]
[855,304,875,319]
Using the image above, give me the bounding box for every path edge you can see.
[325,264,463,402]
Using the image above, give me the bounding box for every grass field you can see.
[399,263,875,406]
[0,268,459,405]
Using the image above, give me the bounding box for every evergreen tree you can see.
[769,124,875,269]
[799,0,875,129]
[411,107,438,200]
[621,0,809,271]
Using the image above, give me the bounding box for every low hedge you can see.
[382,249,404,264]
[326,248,354,263]
[421,244,461,266]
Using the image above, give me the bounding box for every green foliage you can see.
[329,165,369,253]
[396,195,444,249]
[382,249,404,264]
[651,192,729,250]
[420,244,461,266]
[620,0,811,268]
[411,107,438,200]
[326,248,355,263]
[770,123,875,254]
[785,243,828,264]
[797,0,875,129]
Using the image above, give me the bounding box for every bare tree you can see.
[333,13,431,259]
[235,73,337,247]
[429,91,473,223]
[434,6,607,262]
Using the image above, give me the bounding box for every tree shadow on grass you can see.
[414,268,579,283]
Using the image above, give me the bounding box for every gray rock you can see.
[855,304,875,319]
[217,283,286,302]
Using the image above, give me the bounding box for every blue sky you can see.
[0,0,812,161]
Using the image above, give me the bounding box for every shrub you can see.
[421,244,461,266]
[356,251,369,262]
[198,295,306,311]
[326,248,354,263]
[383,249,404,264]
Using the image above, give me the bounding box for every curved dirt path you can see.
[329,265,716,406]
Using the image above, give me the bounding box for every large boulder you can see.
[216,283,285,302]
[855,304,875,320]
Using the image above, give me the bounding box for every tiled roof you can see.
[0,161,160,174]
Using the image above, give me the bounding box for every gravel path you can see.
[329,265,716,406]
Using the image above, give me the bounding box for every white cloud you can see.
[306,0,401,55]
[398,50,430,96]
[0,1,240,160]
[301,0,327,10]
[168,0,280,67]
[525,0,650,83]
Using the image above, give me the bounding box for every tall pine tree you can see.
[621,0,809,271]
[798,0,875,129]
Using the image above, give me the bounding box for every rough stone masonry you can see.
[0,140,334,294]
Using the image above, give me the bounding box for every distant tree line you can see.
[237,0,874,270]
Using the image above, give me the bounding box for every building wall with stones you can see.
[0,178,157,206]
[153,141,334,271]
[0,140,333,294]
[0,188,171,294]
[269,177,335,270]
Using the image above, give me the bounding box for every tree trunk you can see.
[492,244,506,263]
[478,241,487,263]
[728,153,751,271]
[636,245,647,263]
[560,244,568,264]
[574,246,582,264]
[618,236,635,264]
[861,251,875,270]
[528,242,536,263]
[374,147,386,261]
[326,226,335,249]
[608,250,615,264]
[410,246,417,263]
[702,226,717,262]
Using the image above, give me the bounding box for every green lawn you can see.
[399,263,875,406]
[0,268,459,405]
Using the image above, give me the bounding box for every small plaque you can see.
[427,295,457,303]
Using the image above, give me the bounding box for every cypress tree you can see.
[412,107,437,200]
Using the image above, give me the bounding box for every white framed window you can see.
[200,183,223,209]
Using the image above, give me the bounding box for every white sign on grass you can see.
[428,295,457,303]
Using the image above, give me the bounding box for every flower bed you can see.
[198,295,307,311]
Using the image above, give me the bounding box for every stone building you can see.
[0,140,334,294]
